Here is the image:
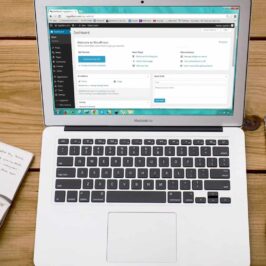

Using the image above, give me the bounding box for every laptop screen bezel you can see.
[35,0,251,127]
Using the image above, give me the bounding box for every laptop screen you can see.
[46,6,240,116]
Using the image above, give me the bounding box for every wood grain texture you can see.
[0,0,266,38]
[1,40,266,170]
[0,173,264,265]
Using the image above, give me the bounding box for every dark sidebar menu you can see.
[49,28,75,109]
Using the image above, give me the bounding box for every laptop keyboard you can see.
[55,138,231,204]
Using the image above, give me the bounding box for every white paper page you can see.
[0,197,10,227]
[0,142,33,201]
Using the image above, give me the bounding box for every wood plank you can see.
[0,40,266,170]
[248,174,266,266]
[0,173,265,265]
[0,0,266,38]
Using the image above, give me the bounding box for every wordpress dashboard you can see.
[47,6,240,116]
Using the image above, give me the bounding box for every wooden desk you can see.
[0,1,266,265]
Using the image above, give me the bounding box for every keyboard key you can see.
[123,157,133,167]
[58,139,69,144]
[193,139,204,145]
[144,139,155,145]
[213,147,229,156]
[210,169,230,179]
[177,146,187,156]
[192,180,203,190]
[183,157,193,167]
[195,158,205,167]
[218,140,229,145]
[119,180,130,190]
[219,158,230,168]
[56,168,76,178]
[99,157,110,167]
[111,157,121,167]
[153,147,163,156]
[120,139,130,145]
[107,139,118,145]
[168,192,181,203]
[69,146,80,155]
[162,168,172,178]
[204,180,230,190]
[89,168,100,178]
[208,192,218,203]
[95,139,106,145]
[57,157,73,166]
[117,146,127,156]
[107,180,118,190]
[55,190,65,202]
[75,157,85,167]
[174,169,184,179]
[159,157,169,167]
[165,146,175,156]
[189,147,199,156]
[95,179,106,189]
[125,168,136,178]
[144,180,154,190]
[101,168,112,178]
[168,180,178,190]
[87,157,97,166]
[138,168,148,178]
[93,146,104,156]
[220,197,231,204]
[79,191,90,202]
[113,168,124,178]
[81,146,92,155]
[91,191,105,202]
[57,146,68,155]
[171,157,181,167]
[206,139,216,145]
[131,180,142,190]
[83,139,93,144]
[105,146,116,156]
[156,180,166,190]
[150,168,160,178]
[201,147,211,156]
[141,146,151,156]
[198,169,209,179]
[77,168,88,178]
[156,139,167,145]
[207,158,218,168]
[83,179,93,189]
[107,191,166,203]
[181,139,192,145]
[67,191,78,202]
[129,146,139,156]
[147,157,157,167]
[180,180,191,190]
[183,192,194,203]
[169,139,179,145]
[186,169,196,179]
[195,197,206,204]
[132,139,142,145]
[70,139,81,144]
[135,157,145,167]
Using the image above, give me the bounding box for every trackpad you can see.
[107,212,177,263]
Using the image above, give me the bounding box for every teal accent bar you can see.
[47,6,240,14]
[78,56,106,63]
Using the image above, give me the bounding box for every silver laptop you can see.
[34,0,251,265]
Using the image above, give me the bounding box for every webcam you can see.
[141,0,144,4]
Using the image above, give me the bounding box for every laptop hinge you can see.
[64,126,223,132]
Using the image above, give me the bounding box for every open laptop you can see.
[34,0,251,265]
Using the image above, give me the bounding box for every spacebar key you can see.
[107,191,166,203]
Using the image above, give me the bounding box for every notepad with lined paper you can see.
[0,142,33,227]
